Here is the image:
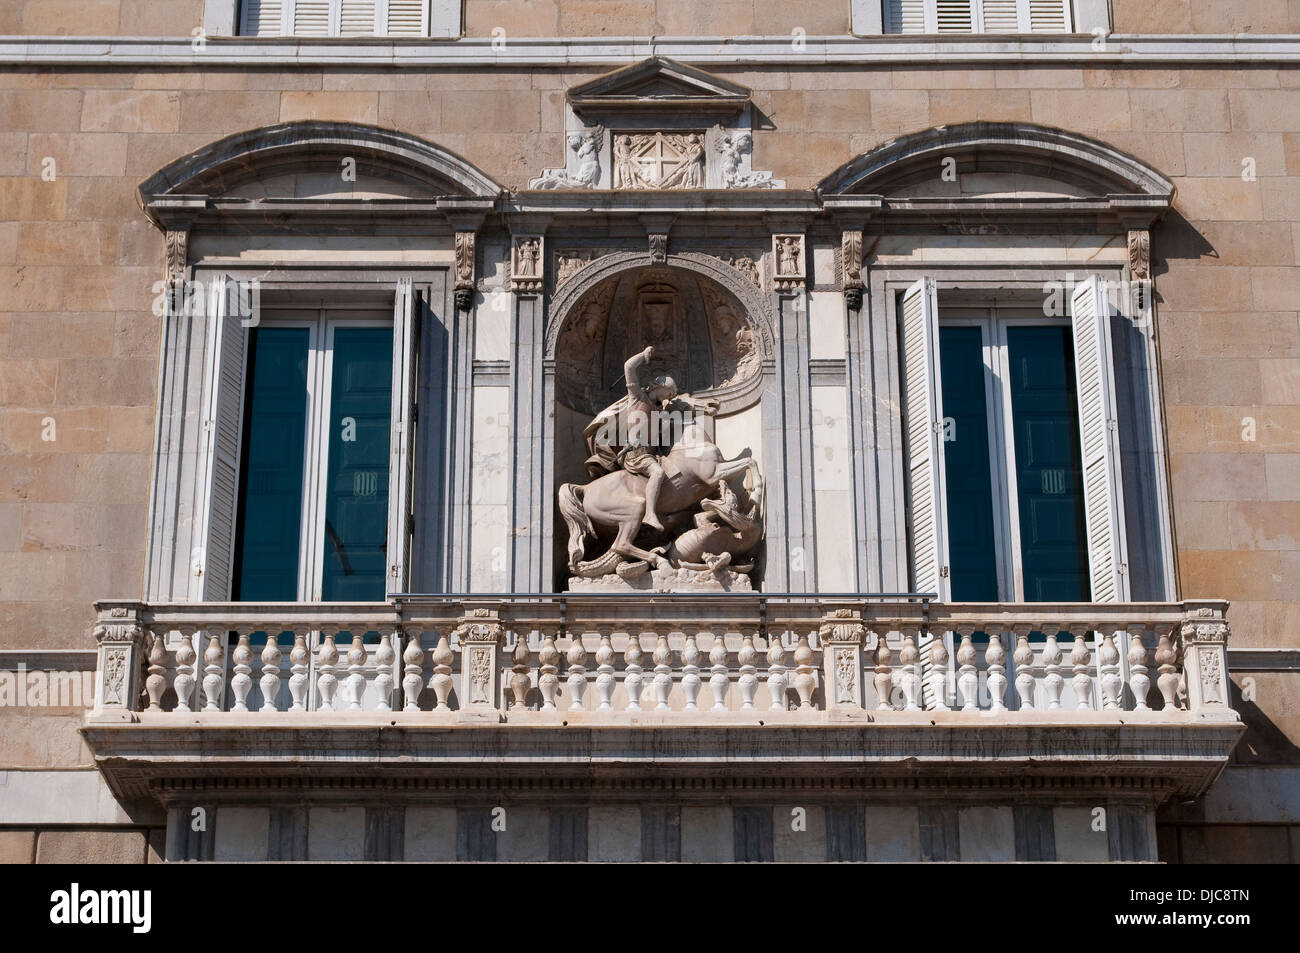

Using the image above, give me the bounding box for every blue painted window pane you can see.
[321,327,393,603]
[233,327,309,603]
[1006,326,1089,602]
[938,326,999,602]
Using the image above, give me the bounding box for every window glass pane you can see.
[1006,326,1089,601]
[938,325,999,601]
[322,327,393,601]
[233,327,309,602]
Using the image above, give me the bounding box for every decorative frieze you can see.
[510,235,544,293]
[708,251,762,289]
[553,247,618,289]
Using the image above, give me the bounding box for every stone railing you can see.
[87,596,1236,721]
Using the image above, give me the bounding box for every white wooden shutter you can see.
[1026,0,1070,32]
[979,0,1020,31]
[901,278,951,599]
[293,0,333,35]
[934,0,974,31]
[240,0,285,35]
[884,0,926,32]
[339,0,379,34]
[1070,276,1130,602]
[385,0,428,35]
[194,276,248,601]
[386,278,417,595]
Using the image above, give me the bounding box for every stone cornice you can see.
[83,714,1243,804]
[5,34,1300,67]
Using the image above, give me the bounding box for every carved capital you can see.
[1127,228,1150,280]
[648,232,668,265]
[164,228,188,281]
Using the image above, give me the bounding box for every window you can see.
[240,0,431,36]
[883,0,1071,33]
[900,276,1128,604]
[194,276,417,602]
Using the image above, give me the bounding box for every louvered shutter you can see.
[339,0,379,34]
[901,278,951,599]
[385,0,428,35]
[934,0,974,31]
[194,277,248,601]
[386,278,418,595]
[884,0,926,32]
[900,278,951,709]
[293,0,332,35]
[979,0,1020,31]
[1026,0,1070,32]
[240,0,285,35]
[1070,276,1130,602]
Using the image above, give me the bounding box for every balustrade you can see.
[89,597,1235,722]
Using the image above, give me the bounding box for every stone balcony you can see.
[82,595,1243,808]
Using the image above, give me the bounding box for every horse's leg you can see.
[708,456,755,486]
[610,519,670,568]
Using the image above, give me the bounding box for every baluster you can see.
[230,630,254,712]
[317,628,340,712]
[402,628,424,712]
[1070,624,1093,711]
[566,631,588,711]
[738,631,758,710]
[202,629,225,712]
[985,629,1007,713]
[1098,624,1123,710]
[510,630,532,710]
[624,632,645,712]
[956,627,978,711]
[873,629,893,710]
[1013,625,1035,711]
[374,629,396,712]
[793,630,815,711]
[709,629,729,711]
[899,627,920,711]
[289,630,310,712]
[653,632,673,711]
[259,630,282,713]
[145,629,166,711]
[1129,625,1151,711]
[681,631,702,711]
[766,633,788,711]
[345,632,367,711]
[173,627,197,713]
[926,628,949,711]
[595,629,615,711]
[1154,624,1179,710]
[538,629,560,711]
[1042,629,1064,710]
[430,630,454,711]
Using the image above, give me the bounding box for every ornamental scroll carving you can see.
[164,228,188,281]
[1128,229,1150,280]
[454,231,475,311]
[834,647,858,705]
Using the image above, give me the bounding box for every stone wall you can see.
[0,57,1297,859]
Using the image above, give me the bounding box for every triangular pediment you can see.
[568,57,750,117]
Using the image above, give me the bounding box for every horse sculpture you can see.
[558,422,763,580]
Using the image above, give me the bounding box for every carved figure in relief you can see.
[561,348,763,586]
[716,133,777,189]
[529,127,604,189]
[516,238,540,277]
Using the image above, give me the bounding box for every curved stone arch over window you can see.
[138,120,503,202]
[819,121,1173,205]
[546,251,776,388]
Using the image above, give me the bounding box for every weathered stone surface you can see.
[36,829,146,864]
[0,830,35,864]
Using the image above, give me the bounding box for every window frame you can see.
[863,0,1096,35]
[238,0,433,38]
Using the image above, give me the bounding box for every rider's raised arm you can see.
[624,346,652,399]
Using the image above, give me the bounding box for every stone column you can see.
[820,608,866,710]
[90,603,146,722]
[458,609,506,720]
[1179,602,1233,713]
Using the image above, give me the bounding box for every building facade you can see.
[0,0,1295,863]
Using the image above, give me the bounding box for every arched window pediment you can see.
[138,120,503,213]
